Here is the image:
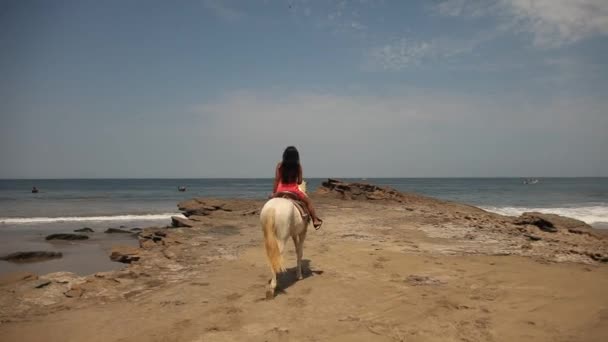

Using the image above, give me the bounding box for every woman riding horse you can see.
[271,146,323,229]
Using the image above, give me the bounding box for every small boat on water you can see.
[178,186,187,192]
[31,187,39,193]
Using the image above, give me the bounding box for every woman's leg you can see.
[300,195,323,228]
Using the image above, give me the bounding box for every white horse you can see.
[260,181,310,299]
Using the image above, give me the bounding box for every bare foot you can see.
[313,219,323,230]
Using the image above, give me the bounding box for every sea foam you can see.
[481,206,608,225]
[0,213,184,224]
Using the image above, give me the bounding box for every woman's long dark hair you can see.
[280,146,300,184]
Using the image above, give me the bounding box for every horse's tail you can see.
[262,207,284,273]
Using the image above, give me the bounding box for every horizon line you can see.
[1,176,607,181]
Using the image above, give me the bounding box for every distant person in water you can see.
[272,146,323,229]
[31,186,38,193]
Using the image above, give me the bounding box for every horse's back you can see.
[260,198,304,237]
[260,198,296,218]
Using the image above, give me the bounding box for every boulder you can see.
[45,234,88,241]
[74,227,94,233]
[1,251,62,263]
[105,228,132,234]
[109,246,141,263]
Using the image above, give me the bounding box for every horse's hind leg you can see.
[292,236,302,280]
[293,232,306,280]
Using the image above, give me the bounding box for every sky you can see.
[1,0,607,178]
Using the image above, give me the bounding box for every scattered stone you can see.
[45,234,89,241]
[0,251,62,263]
[109,246,141,264]
[130,227,142,232]
[105,228,132,234]
[74,227,94,233]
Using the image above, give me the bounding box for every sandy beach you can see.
[1,180,607,342]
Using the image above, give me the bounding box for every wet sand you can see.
[0,221,150,276]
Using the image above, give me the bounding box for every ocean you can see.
[1,178,607,227]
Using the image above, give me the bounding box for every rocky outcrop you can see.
[45,234,88,241]
[1,251,62,263]
[109,246,141,264]
[177,198,258,218]
[74,227,94,233]
[316,178,407,202]
[514,212,594,235]
[177,199,224,217]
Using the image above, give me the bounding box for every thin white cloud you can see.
[366,31,497,71]
[435,0,608,47]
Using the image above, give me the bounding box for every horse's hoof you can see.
[266,288,275,300]
[297,274,303,280]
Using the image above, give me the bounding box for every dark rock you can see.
[104,228,132,234]
[74,227,94,233]
[109,246,141,263]
[45,234,89,241]
[1,251,63,263]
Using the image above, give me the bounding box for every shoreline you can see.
[1,180,607,341]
